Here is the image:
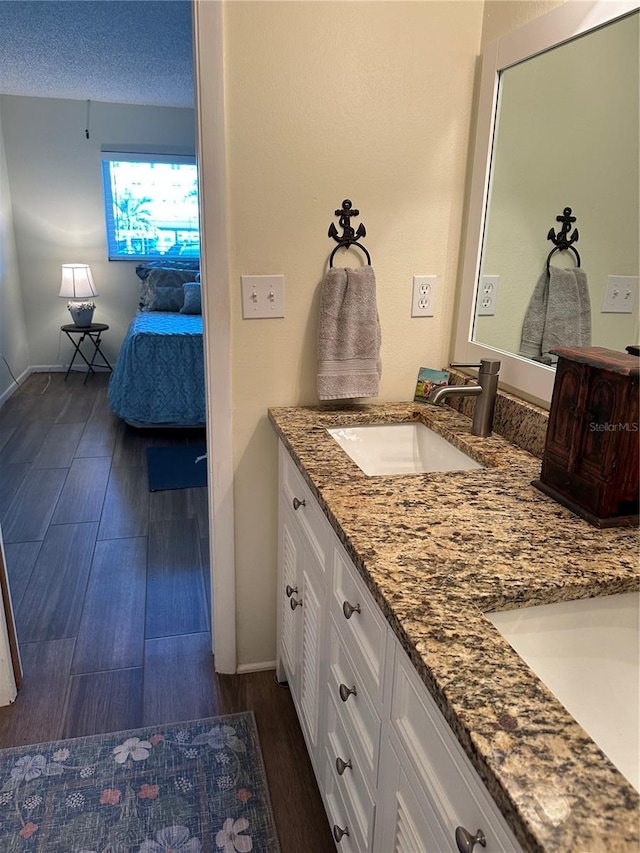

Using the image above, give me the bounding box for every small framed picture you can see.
[414,367,449,403]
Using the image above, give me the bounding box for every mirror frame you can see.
[454,0,639,407]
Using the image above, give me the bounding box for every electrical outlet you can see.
[477,275,499,316]
[241,275,285,319]
[601,275,638,314]
[412,276,436,317]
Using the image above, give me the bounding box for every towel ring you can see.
[546,244,581,271]
[329,241,371,268]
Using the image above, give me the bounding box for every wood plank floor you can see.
[0,371,333,852]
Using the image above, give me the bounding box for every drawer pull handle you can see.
[285,585,298,598]
[290,597,303,611]
[455,826,486,853]
[335,756,352,775]
[292,497,306,511]
[333,824,350,843]
[342,600,361,619]
[339,683,357,702]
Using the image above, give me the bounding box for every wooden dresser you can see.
[534,346,639,527]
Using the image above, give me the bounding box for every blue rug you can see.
[0,712,280,852]
[147,443,207,492]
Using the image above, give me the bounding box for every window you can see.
[101,151,200,261]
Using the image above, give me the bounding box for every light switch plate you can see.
[601,276,638,314]
[241,275,285,319]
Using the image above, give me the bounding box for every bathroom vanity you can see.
[269,401,640,852]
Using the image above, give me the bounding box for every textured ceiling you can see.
[0,0,194,108]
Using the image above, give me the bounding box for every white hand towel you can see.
[317,266,381,400]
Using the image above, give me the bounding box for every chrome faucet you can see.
[427,359,501,437]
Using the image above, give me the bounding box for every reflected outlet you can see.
[477,275,499,316]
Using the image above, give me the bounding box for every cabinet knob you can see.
[333,824,350,843]
[292,497,306,511]
[342,600,361,619]
[339,683,357,702]
[290,596,303,611]
[285,584,298,598]
[455,826,486,853]
[335,756,353,776]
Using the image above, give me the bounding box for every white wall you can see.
[195,0,484,668]
[0,95,196,367]
[0,107,29,401]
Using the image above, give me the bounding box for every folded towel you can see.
[519,266,591,364]
[317,265,381,400]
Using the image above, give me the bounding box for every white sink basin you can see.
[326,423,484,476]
[488,591,639,791]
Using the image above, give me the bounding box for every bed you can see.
[108,262,205,427]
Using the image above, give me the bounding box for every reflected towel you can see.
[519,267,591,364]
[317,266,381,400]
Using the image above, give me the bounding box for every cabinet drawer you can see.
[326,690,376,850]
[331,541,387,703]
[391,641,521,851]
[280,442,327,569]
[328,618,381,783]
[323,746,367,853]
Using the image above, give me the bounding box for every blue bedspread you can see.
[108,312,205,426]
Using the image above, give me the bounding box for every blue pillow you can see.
[146,286,184,312]
[180,281,202,315]
[139,267,198,310]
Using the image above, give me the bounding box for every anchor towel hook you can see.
[328,199,371,267]
[546,206,581,270]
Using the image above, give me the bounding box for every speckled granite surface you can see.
[268,401,640,853]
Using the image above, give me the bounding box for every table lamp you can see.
[60,264,98,327]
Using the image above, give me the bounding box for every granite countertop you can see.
[268,402,640,853]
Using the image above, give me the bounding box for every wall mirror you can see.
[454,1,639,406]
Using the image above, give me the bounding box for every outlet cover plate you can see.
[241,275,285,319]
[412,276,436,317]
[477,275,499,316]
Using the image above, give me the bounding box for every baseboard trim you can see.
[0,366,32,407]
[236,660,277,674]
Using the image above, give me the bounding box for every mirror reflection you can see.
[473,11,639,363]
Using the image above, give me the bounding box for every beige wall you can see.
[481,0,564,47]
[222,1,483,667]
[197,0,586,669]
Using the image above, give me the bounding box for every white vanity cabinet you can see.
[276,442,329,773]
[376,638,522,853]
[276,441,522,852]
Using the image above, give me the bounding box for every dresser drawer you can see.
[391,641,521,852]
[331,540,387,704]
[279,443,327,569]
[328,617,381,783]
[325,690,376,850]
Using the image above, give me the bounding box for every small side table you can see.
[61,323,113,384]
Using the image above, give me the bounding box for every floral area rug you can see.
[0,712,280,852]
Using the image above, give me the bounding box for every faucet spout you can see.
[427,359,501,437]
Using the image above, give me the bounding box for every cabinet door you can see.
[375,736,450,853]
[278,496,326,770]
[279,509,301,691]
[298,552,324,759]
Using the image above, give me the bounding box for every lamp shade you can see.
[59,264,98,299]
